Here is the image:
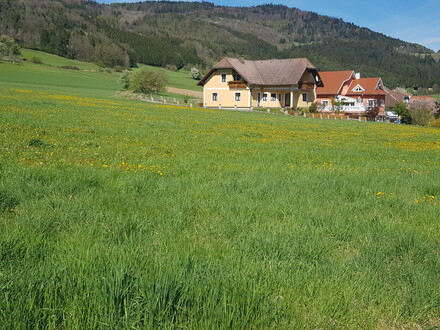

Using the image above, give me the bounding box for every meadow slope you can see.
[1,61,440,328]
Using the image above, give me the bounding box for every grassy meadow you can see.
[2,49,200,100]
[1,56,440,328]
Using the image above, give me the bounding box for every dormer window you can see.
[352,84,365,92]
[234,74,242,81]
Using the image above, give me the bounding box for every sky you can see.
[102,0,440,51]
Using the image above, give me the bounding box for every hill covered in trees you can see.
[1,0,439,88]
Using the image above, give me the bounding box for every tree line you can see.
[0,0,439,88]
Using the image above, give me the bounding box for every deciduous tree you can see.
[0,35,20,62]
[130,68,168,95]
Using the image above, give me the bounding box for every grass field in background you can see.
[137,63,202,92]
[1,63,440,328]
[2,49,201,98]
[21,49,102,70]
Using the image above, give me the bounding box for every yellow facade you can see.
[203,69,317,109]
[203,69,251,108]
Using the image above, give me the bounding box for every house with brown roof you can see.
[198,57,323,109]
[316,71,388,116]
[384,87,410,108]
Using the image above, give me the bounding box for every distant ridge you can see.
[1,0,439,88]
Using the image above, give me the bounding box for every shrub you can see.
[295,107,309,115]
[429,118,440,128]
[165,64,178,72]
[96,60,105,68]
[113,65,123,72]
[408,98,437,126]
[183,95,191,103]
[309,102,319,113]
[59,65,80,70]
[393,102,411,124]
[30,57,43,64]
[0,35,20,62]
[190,67,202,80]
[117,70,132,90]
[365,107,380,121]
[130,68,168,95]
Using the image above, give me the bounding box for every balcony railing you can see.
[319,105,368,113]
[228,80,247,88]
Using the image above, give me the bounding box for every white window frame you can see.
[368,99,376,107]
[322,100,329,107]
[221,74,226,83]
[270,93,276,101]
[212,93,218,102]
[235,92,241,102]
[352,84,365,92]
[262,93,267,101]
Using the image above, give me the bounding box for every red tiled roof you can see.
[412,95,435,100]
[316,71,354,95]
[346,78,388,95]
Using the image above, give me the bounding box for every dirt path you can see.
[167,87,203,98]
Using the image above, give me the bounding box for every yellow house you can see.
[198,57,323,109]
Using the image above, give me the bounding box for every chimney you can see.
[355,72,361,79]
[238,56,245,64]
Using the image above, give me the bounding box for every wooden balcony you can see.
[298,81,315,90]
[228,80,247,89]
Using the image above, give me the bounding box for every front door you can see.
[285,93,291,107]
[257,92,261,107]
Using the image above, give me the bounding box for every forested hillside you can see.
[1,0,439,88]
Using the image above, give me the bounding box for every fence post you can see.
[312,114,315,118]
[163,99,166,104]
[327,115,330,119]
[320,114,322,119]
[303,113,306,117]
[234,105,237,110]
[250,106,253,112]
[190,103,193,107]
[173,98,176,103]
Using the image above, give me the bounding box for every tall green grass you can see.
[0,71,439,327]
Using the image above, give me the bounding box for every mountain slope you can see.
[1,0,439,88]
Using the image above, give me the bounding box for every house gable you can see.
[346,78,387,96]
[316,71,355,96]
[352,84,365,92]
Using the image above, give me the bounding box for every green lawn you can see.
[433,94,440,100]
[137,63,202,92]
[4,49,201,97]
[1,59,440,328]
